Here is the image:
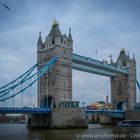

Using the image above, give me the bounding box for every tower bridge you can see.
[0,20,139,128]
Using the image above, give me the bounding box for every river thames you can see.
[0,123,140,140]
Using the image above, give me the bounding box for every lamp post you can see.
[81,94,85,108]
[46,75,48,108]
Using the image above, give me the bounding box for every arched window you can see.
[52,40,55,45]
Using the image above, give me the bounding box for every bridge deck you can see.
[0,107,51,114]
[85,109,124,118]
[0,107,124,119]
[72,53,129,77]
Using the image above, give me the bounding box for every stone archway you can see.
[117,102,125,110]
[41,96,56,108]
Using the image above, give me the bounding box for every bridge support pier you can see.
[27,108,88,129]
[27,113,51,129]
[50,108,88,129]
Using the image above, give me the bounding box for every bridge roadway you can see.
[0,107,124,118]
[0,107,51,114]
[85,109,124,118]
[72,53,129,77]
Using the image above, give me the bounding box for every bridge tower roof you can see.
[37,31,42,44]
[117,48,129,66]
[68,27,73,41]
[48,19,62,39]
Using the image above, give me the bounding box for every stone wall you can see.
[27,108,88,129]
[50,108,88,128]
[27,114,51,129]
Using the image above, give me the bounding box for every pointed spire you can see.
[127,51,129,56]
[52,18,59,26]
[120,48,125,53]
[133,54,136,63]
[48,19,62,39]
[127,51,130,59]
[68,27,73,41]
[133,54,135,58]
[63,33,67,39]
[116,48,129,67]
[110,58,113,65]
[37,31,42,44]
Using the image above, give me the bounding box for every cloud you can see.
[0,0,140,106]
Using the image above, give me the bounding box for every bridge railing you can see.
[85,109,124,118]
[0,107,51,114]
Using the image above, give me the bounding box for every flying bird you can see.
[2,4,11,11]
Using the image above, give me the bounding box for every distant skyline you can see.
[0,0,140,106]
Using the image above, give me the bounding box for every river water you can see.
[0,123,140,140]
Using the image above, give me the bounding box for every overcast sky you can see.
[0,0,140,106]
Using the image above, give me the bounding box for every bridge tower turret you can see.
[111,48,136,110]
[37,31,43,51]
[37,20,73,108]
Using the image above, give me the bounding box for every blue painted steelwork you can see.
[136,80,140,91]
[0,63,37,93]
[72,53,129,77]
[0,57,57,101]
[73,63,116,77]
[0,53,130,109]
[0,53,129,102]
[0,64,37,99]
[0,107,124,118]
[85,109,124,118]
[0,107,51,114]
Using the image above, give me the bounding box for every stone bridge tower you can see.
[111,49,136,110]
[37,20,73,108]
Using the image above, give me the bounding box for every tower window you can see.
[63,81,65,86]
[64,49,66,55]
[64,40,67,45]
[52,40,55,45]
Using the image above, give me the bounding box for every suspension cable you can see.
[0,64,37,92]
[46,75,48,108]
[2,101,4,107]
[12,97,14,107]
[12,89,14,107]
[0,57,57,102]
[0,64,37,98]
[30,78,32,107]
[0,58,54,99]
[21,83,23,107]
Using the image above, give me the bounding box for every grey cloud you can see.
[0,0,140,106]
